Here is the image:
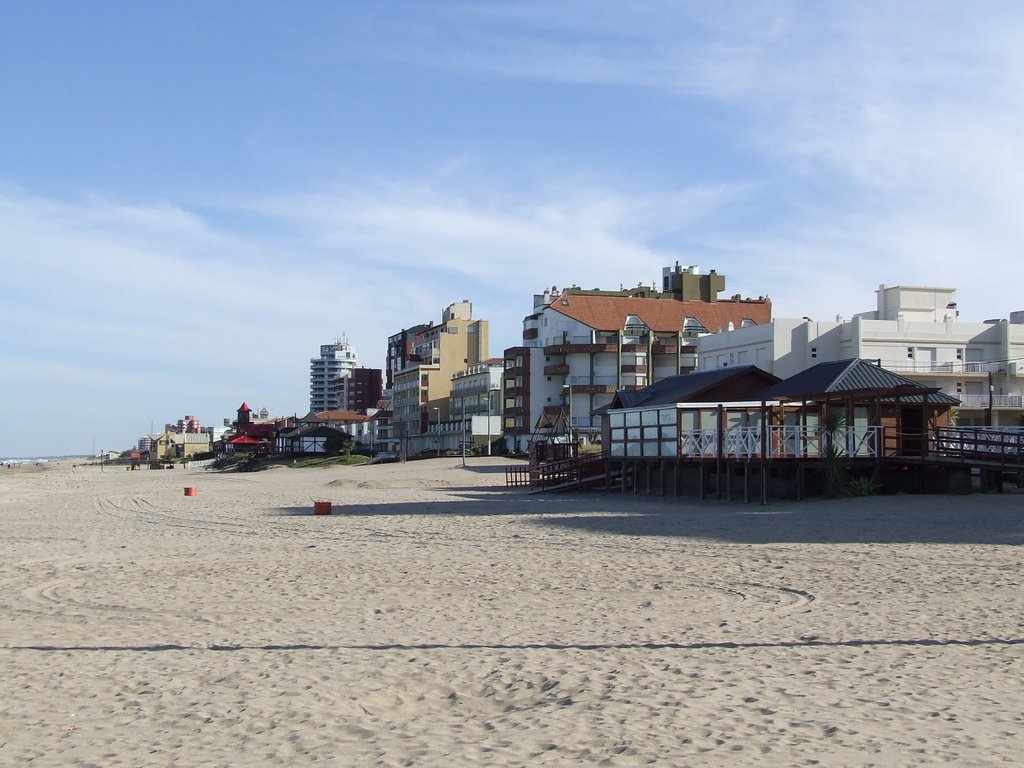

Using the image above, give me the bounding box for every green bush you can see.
[846,476,879,496]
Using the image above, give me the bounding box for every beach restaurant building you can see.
[602,359,960,499]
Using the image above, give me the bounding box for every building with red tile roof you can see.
[502,264,772,451]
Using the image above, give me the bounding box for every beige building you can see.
[391,301,490,456]
[150,432,212,462]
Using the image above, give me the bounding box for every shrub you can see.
[846,476,879,496]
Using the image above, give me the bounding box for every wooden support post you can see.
[759,401,769,506]
[716,404,724,500]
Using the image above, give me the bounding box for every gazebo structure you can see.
[223,434,270,455]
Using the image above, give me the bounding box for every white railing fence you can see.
[641,426,886,460]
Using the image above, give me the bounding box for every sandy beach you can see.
[0,458,1021,766]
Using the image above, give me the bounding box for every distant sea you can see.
[1,455,92,465]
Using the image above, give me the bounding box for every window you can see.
[683,317,708,335]
[624,315,648,336]
[907,347,914,359]
[810,346,817,359]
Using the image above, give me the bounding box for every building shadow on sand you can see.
[270,488,1024,546]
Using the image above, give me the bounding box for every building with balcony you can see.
[696,284,1024,426]
[310,337,359,412]
[386,323,432,391]
[390,301,490,456]
[427,359,504,454]
[502,265,772,452]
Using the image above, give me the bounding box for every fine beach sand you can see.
[1,458,1021,766]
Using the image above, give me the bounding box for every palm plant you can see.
[821,410,847,498]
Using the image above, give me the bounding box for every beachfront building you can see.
[431,359,504,454]
[696,285,1024,427]
[332,366,383,413]
[309,337,359,412]
[391,301,490,456]
[150,431,212,462]
[502,264,772,453]
[386,323,432,390]
[599,358,959,500]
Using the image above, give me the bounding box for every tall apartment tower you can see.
[309,337,359,413]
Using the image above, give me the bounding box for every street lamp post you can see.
[433,407,441,457]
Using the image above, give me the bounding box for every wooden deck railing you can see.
[931,427,1024,467]
[506,452,609,490]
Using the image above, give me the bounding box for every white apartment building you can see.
[430,360,504,454]
[309,338,359,412]
[697,284,1024,427]
[502,266,772,452]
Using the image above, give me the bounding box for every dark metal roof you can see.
[756,359,950,401]
[880,392,961,405]
[611,366,780,409]
[278,425,350,438]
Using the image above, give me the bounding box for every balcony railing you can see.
[957,394,1023,408]
[880,360,1009,375]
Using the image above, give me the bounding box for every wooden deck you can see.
[507,427,1024,497]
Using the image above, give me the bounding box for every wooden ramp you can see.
[505,453,608,492]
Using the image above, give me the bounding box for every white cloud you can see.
[0,177,750,454]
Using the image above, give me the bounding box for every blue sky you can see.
[2,2,1023,457]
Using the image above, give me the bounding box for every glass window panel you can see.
[643,427,659,439]
[643,441,661,456]
[626,442,641,456]
[661,441,676,455]
[627,428,641,440]
[661,426,677,439]
[726,411,746,428]
[610,412,625,427]
[659,408,675,425]
[625,411,641,427]
[611,428,625,441]
[642,409,658,425]
[611,443,625,457]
